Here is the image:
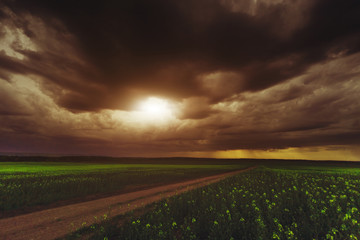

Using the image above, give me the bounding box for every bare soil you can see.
[0,166,255,240]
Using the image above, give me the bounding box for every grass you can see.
[0,162,248,215]
[0,162,245,174]
[3,158,360,239]
[67,165,360,240]
[265,164,360,174]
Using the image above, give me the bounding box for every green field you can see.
[2,158,360,239]
[66,165,360,240]
[0,161,247,215]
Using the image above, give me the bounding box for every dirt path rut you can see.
[0,166,256,240]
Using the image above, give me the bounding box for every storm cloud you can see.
[0,0,360,158]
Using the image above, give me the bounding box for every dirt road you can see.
[0,166,256,240]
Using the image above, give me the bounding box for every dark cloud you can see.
[176,97,217,119]
[205,131,360,151]
[0,130,111,156]
[0,0,360,157]
[1,0,359,113]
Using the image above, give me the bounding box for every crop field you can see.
[0,162,247,214]
[71,165,360,240]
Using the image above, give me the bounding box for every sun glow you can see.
[139,97,170,114]
[135,97,174,122]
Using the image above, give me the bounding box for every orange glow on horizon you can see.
[212,146,360,161]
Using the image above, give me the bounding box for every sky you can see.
[0,0,360,160]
